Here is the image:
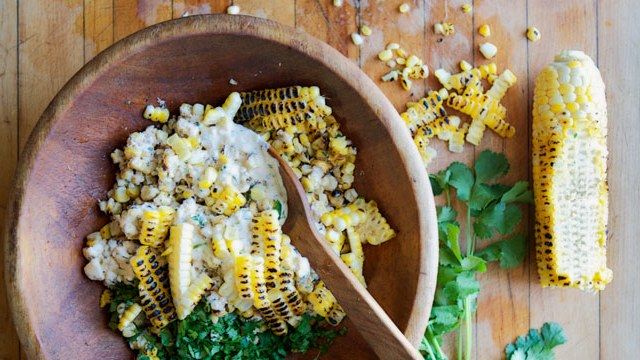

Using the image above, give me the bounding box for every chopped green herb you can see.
[273,200,283,220]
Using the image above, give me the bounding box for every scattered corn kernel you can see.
[386,42,400,50]
[351,32,364,46]
[459,60,472,71]
[478,24,491,37]
[333,0,343,6]
[381,70,399,82]
[386,59,397,68]
[527,26,541,42]
[226,5,240,15]
[461,4,472,13]
[399,3,410,13]
[360,25,372,36]
[479,42,498,59]
[143,105,170,123]
[378,49,393,61]
[434,22,455,36]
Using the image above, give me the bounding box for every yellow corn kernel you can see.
[527,26,541,42]
[166,134,192,160]
[360,25,372,36]
[118,303,142,332]
[399,3,410,13]
[143,105,170,123]
[99,289,112,308]
[234,254,254,300]
[478,24,491,37]
[207,185,246,216]
[461,4,472,13]
[378,49,393,62]
[198,167,218,190]
[113,186,130,203]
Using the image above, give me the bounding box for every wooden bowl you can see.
[4,15,438,359]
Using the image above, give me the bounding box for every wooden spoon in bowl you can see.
[269,148,423,360]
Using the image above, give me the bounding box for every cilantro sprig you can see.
[421,150,532,360]
[505,322,567,360]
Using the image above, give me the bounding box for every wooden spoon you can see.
[269,148,423,360]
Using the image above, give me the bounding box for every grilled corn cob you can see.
[353,199,396,245]
[206,185,246,216]
[532,50,612,291]
[307,281,336,318]
[166,223,196,319]
[139,206,174,247]
[130,246,176,330]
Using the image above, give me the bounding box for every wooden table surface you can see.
[1,1,638,359]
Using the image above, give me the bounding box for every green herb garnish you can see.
[505,322,567,360]
[273,200,283,220]
[421,150,532,360]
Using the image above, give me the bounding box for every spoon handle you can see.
[271,148,423,360]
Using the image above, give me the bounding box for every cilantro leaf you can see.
[460,255,487,273]
[437,205,458,223]
[442,222,462,262]
[429,174,444,196]
[477,234,526,268]
[469,183,508,211]
[474,150,509,183]
[474,202,523,237]
[505,322,567,360]
[429,305,462,334]
[501,181,534,204]
[273,200,283,220]
[447,162,475,201]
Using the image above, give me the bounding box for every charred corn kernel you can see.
[360,25,372,36]
[461,4,472,13]
[130,246,176,330]
[307,281,336,318]
[143,105,170,123]
[479,42,498,59]
[351,32,364,46]
[226,5,240,14]
[167,223,194,319]
[179,273,213,317]
[434,22,455,36]
[99,224,111,240]
[381,70,400,82]
[212,237,230,259]
[99,289,112,308]
[378,49,393,62]
[532,50,611,292]
[401,90,448,133]
[269,288,293,321]
[198,167,218,190]
[327,303,346,326]
[118,303,142,331]
[279,270,306,315]
[260,303,288,336]
[114,186,130,203]
[527,26,541,42]
[234,254,254,299]
[138,206,174,247]
[251,257,269,309]
[207,185,246,216]
[478,24,491,37]
[354,199,395,245]
[399,3,410,13]
[413,128,437,166]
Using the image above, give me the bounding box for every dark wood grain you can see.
[4,14,438,360]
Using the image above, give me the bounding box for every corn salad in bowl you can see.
[82,87,396,359]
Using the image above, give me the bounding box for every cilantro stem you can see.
[422,334,437,360]
[464,296,473,360]
[457,326,463,360]
[445,189,451,207]
[465,206,473,256]
[426,326,447,360]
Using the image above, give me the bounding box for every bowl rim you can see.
[4,14,438,359]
